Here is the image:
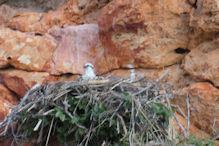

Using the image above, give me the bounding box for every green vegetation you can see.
[177,133,215,146]
[0,78,215,146]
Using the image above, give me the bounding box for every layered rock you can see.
[188,0,219,49]
[45,24,101,75]
[173,113,210,139]
[7,0,111,34]
[0,84,18,104]
[190,0,219,32]
[0,27,56,71]
[173,82,219,135]
[8,0,81,33]
[5,0,68,12]
[0,69,55,98]
[0,0,218,144]
[111,65,194,89]
[0,4,16,26]
[98,0,192,69]
[184,39,219,87]
[0,98,15,121]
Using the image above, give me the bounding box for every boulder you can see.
[45,24,110,75]
[0,27,56,71]
[4,0,68,12]
[8,0,81,34]
[188,0,219,49]
[0,69,55,98]
[172,82,219,135]
[8,12,44,33]
[33,0,68,11]
[0,4,44,26]
[0,98,14,121]
[184,38,219,87]
[190,0,219,32]
[0,4,16,26]
[98,0,192,69]
[8,10,70,34]
[8,0,111,34]
[173,113,211,139]
[0,84,18,104]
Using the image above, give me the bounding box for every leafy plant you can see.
[54,106,66,122]
[151,103,173,128]
[0,77,191,146]
[177,133,215,146]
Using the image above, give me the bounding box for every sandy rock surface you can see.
[98,0,192,69]
[0,69,54,98]
[0,27,56,71]
[184,38,219,87]
[173,82,219,134]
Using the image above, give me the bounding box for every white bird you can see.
[82,63,96,80]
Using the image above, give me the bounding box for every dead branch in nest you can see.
[0,74,175,145]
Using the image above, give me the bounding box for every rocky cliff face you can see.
[0,0,218,144]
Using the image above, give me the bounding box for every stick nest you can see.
[0,76,175,146]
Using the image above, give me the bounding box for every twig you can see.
[173,113,188,139]
[0,76,175,145]
[43,109,55,116]
[19,84,41,107]
[156,70,169,82]
[186,92,190,134]
[117,114,127,135]
[33,119,42,131]
[45,118,54,146]
[171,104,188,120]
[53,89,72,101]
[86,79,110,85]
[37,118,44,144]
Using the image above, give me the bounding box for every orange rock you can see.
[0,4,16,26]
[8,10,72,34]
[45,24,104,75]
[0,97,14,121]
[0,69,55,98]
[7,0,111,33]
[0,84,18,104]
[190,0,219,32]
[0,98,16,144]
[8,0,80,34]
[0,27,57,71]
[184,38,219,87]
[8,12,44,33]
[98,0,192,69]
[172,82,219,135]
[174,113,210,139]
[188,0,219,49]
[0,5,33,27]
[110,65,194,89]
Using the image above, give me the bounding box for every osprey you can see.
[82,63,96,80]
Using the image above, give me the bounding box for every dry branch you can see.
[0,75,175,145]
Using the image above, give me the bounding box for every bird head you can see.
[83,63,94,69]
